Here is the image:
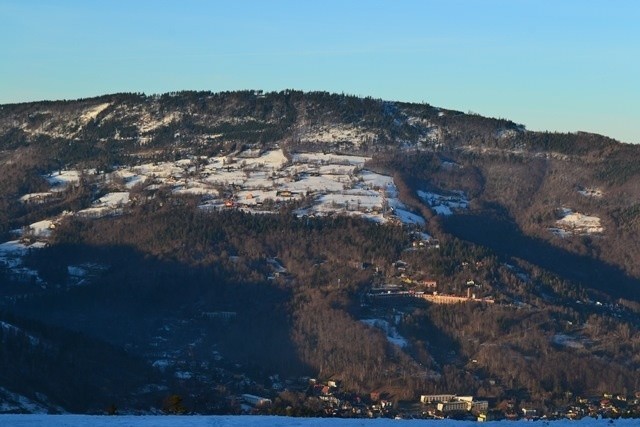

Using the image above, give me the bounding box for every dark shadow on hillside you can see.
[9,243,311,379]
[0,309,159,413]
[443,213,640,302]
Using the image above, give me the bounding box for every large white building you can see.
[421,394,488,413]
[242,394,272,407]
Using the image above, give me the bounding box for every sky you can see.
[1,0,639,144]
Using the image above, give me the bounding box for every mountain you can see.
[0,90,639,417]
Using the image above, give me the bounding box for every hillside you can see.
[0,90,639,417]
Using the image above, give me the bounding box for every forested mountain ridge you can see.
[0,90,639,416]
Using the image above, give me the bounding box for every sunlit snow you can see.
[551,208,603,236]
[80,103,111,122]
[46,170,82,190]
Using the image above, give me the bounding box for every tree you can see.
[163,394,187,414]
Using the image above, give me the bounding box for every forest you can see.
[1,200,638,413]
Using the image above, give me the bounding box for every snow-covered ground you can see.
[578,188,603,198]
[360,319,409,348]
[417,190,468,216]
[46,170,82,190]
[80,103,110,123]
[0,388,52,415]
[28,150,412,227]
[297,124,377,148]
[27,220,55,238]
[138,112,180,134]
[1,149,431,288]
[19,193,56,204]
[0,240,45,284]
[0,414,634,426]
[550,208,603,236]
[76,191,130,219]
[292,152,369,166]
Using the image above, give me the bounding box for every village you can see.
[227,376,640,421]
[3,147,471,289]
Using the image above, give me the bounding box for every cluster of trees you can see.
[0,311,160,413]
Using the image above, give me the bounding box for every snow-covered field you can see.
[1,149,435,286]
[0,414,634,427]
[46,170,82,190]
[13,149,420,229]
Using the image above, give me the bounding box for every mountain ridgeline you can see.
[0,90,639,415]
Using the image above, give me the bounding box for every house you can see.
[276,190,295,198]
[393,260,408,269]
[438,400,470,412]
[327,379,341,388]
[241,394,272,407]
[423,280,437,288]
[472,400,489,413]
[423,394,488,414]
[420,394,456,404]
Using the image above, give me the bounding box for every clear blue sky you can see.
[2,0,639,143]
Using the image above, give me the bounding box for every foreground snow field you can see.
[0,415,636,427]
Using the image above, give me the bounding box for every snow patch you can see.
[360,319,408,348]
[0,240,46,284]
[578,188,603,198]
[19,192,55,204]
[417,190,468,215]
[0,240,30,267]
[292,152,370,166]
[238,149,288,170]
[552,334,585,349]
[0,387,53,414]
[80,103,110,122]
[394,208,425,226]
[552,208,603,236]
[94,192,130,207]
[138,112,180,134]
[73,192,130,218]
[358,170,394,190]
[496,128,518,139]
[46,170,81,190]
[297,124,377,148]
[27,220,54,238]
